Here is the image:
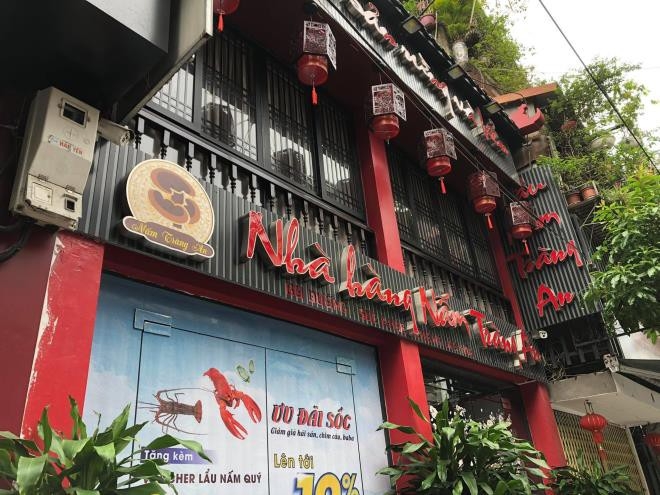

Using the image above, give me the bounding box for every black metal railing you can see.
[133,110,373,257]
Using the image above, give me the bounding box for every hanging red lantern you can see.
[580,402,608,468]
[506,201,534,255]
[369,83,406,141]
[421,128,456,194]
[645,432,660,453]
[297,21,336,105]
[468,171,500,229]
[213,0,240,32]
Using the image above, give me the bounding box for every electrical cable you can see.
[537,0,659,174]
[0,219,33,263]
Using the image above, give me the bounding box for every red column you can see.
[357,122,432,439]
[488,223,566,467]
[20,231,104,438]
[520,382,567,468]
[0,229,55,434]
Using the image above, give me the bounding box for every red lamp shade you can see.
[422,128,456,194]
[368,83,406,141]
[297,21,336,105]
[579,412,607,445]
[645,432,660,452]
[213,0,240,32]
[506,201,534,255]
[468,171,500,229]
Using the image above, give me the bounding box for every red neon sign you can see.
[536,284,574,317]
[534,211,561,230]
[509,104,545,136]
[507,239,584,279]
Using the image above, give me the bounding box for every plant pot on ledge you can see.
[580,181,599,200]
[565,190,581,206]
[420,13,436,29]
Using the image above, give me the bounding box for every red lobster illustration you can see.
[204,367,262,439]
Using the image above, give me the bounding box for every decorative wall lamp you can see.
[368,83,406,141]
[421,128,456,194]
[400,15,424,36]
[483,100,503,117]
[297,21,337,105]
[506,201,534,255]
[213,0,240,32]
[446,64,467,80]
[468,170,500,229]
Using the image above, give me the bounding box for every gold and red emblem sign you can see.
[121,159,215,260]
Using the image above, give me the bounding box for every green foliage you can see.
[0,397,210,495]
[542,58,654,190]
[551,455,639,495]
[401,0,530,92]
[377,399,549,494]
[584,171,660,342]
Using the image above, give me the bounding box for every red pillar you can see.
[0,229,56,434]
[20,231,104,438]
[357,122,432,439]
[521,382,567,468]
[488,222,566,467]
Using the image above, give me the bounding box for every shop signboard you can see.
[502,166,599,332]
[80,149,546,381]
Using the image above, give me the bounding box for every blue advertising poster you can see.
[83,274,389,495]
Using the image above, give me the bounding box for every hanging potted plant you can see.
[378,399,549,494]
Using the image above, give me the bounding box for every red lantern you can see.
[422,128,456,194]
[645,432,660,453]
[213,0,240,32]
[468,171,500,229]
[580,403,608,467]
[297,21,336,105]
[506,201,534,255]
[369,83,406,141]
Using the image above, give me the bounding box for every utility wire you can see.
[537,0,659,174]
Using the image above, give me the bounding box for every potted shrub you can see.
[377,399,549,494]
[580,180,599,200]
[0,397,209,494]
[565,189,582,206]
[552,455,640,495]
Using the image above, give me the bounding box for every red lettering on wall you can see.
[241,211,335,284]
[534,211,561,230]
[507,240,584,279]
[516,182,546,200]
[536,284,574,317]
[509,103,545,136]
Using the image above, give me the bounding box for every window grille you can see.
[151,57,196,122]
[200,31,257,160]
[318,99,363,214]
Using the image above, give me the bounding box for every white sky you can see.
[500,0,659,149]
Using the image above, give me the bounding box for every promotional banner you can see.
[84,274,389,495]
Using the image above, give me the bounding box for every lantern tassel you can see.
[217,12,224,31]
[311,84,318,106]
[485,212,493,229]
[440,177,446,194]
[523,239,529,256]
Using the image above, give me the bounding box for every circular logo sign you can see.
[122,159,215,260]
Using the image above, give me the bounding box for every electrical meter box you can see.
[10,87,100,229]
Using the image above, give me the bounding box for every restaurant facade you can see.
[0,0,603,493]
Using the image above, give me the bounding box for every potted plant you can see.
[565,189,582,205]
[580,180,599,200]
[551,455,639,495]
[377,399,549,494]
[0,397,210,494]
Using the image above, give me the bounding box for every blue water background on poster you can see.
[83,274,389,495]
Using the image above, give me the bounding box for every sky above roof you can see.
[502,0,659,150]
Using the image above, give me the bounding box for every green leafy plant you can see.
[551,455,639,495]
[0,397,210,494]
[377,399,549,494]
[584,170,660,342]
